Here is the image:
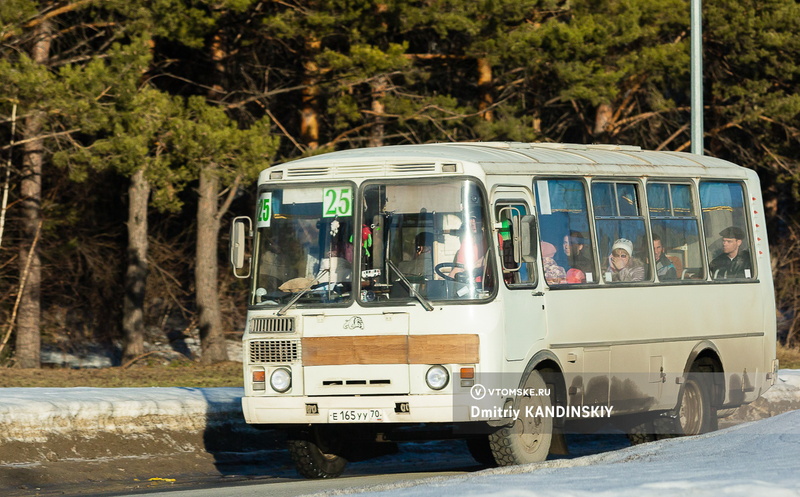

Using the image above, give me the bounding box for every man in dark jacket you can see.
[709,226,752,279]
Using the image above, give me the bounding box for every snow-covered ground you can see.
[0,370,799,496]
[339,409,800,497]
[331,371,800,497]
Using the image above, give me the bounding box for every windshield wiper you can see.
[276,269,329,316]
[386,260,434,312]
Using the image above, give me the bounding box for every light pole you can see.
[691,0,703,155]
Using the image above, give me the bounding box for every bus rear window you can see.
[700,182,754,280]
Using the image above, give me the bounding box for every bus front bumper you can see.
[242,394,465,425]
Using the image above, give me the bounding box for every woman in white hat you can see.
[607,238,645,282]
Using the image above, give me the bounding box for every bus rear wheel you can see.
[287,427,348,479]
[489,370,553,466]
[678,374,717,436]
[628,372,717,445]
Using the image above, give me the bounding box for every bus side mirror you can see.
[520,215,537,262]
[230,216,252,279]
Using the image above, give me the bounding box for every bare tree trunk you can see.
[15,20,52,369]
[369,76,387,148]
[193,31,229,364]
[120,36,157,364]
[196,166,227,363]
[122,168,149,363]
[594,103,614,138]
[301,38,321,150]
[477,57,493,122]
[0,105,17,248]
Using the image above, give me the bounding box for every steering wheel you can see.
[435,262,462,281]
[435,262,480,283]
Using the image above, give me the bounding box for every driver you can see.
[398,231,434,279]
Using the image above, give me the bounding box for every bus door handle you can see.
[532,291,544,297]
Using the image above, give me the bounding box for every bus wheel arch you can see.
[523,351,569,415]
[488,352,567,466]
[683,343,726,408]
[522,352,569,433]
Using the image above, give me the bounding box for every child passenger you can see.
[541,241,567,284]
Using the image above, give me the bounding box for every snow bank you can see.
[0,387,243,441]
[0,387,249,464]
[726,369,800,423]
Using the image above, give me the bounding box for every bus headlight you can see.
[426,365,449,390]
[270,368,292,393]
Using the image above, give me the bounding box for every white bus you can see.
[230,142,777,478]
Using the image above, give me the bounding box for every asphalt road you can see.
[68,435,631,497]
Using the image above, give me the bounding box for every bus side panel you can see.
[545,282,769,413]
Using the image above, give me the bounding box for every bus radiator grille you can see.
[249,339,301,364]
[249,317,295,333]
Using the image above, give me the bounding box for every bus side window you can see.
[699,182,754,280]
[535,179,596,284]
[647,183,705,281]
[591,181,650,283]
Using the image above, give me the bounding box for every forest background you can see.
[1,0,799,369]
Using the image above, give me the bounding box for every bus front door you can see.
[493,193,547,362]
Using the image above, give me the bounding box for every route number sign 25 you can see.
[323,187,352,217]
[256,192,272,228]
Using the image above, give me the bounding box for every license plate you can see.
[328,409,385,423]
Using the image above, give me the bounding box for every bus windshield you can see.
[359,179,494,303]
[251,184,355,307]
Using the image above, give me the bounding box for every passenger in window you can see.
[398,231,434,279]
[607,238,645,282]
[653,235,677,280]
[563,231,593,273]
[710,226,751,279]
[541,241,566,284]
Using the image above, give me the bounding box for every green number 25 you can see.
[256,192,272,227]
[323,187,352,217]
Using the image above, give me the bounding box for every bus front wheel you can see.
[489,370,553,466]
[287,427,348,479]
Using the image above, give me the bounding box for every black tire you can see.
[488,370,553,466]
[626,417,676,445]
[626,427,656,445]
[466,436,497,467]
[287,428,348,479]
[678,373,718,436]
